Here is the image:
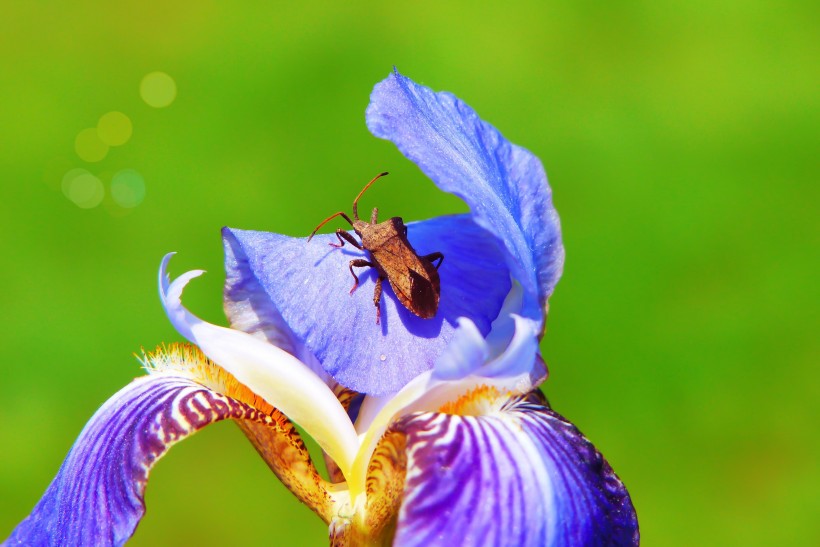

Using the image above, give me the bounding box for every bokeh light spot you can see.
[97,111,132,146]
[61,168,88,195]
[111,169,146,208]
[140,72,177,108]
[43,156,73,191]
[74,128,109,162]
[61,169,104,209]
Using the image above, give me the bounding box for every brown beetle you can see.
[308,172,444,323]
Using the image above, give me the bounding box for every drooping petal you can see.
[222,214,510,396]
[366,69,565,326]
[6,349,331,546]
[391,393,639,547]
[159,254,359,476]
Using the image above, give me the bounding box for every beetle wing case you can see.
[371,234,440,319]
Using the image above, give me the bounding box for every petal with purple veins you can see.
[391,394,639,547]
[6,349,331,546]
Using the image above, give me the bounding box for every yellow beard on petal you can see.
[437,385,513,416]
[141,343,338,522]
[140,343,277,416]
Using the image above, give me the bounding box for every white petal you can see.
[158,253,359,478]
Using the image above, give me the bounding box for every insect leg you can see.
[331,229,363,249]
[348,259,373,294]
[422,252,444,269]
[373,276,383,324]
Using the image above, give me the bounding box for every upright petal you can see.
[433,314,544,383]
[5,358,328,547]
[222,214,510,395]
[366,70,564,325]
[391,393,638,547]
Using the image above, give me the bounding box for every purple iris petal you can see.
[222,214,510,396]
[5,375,274,546]
[392,396,638,547]
[367,69,564,326]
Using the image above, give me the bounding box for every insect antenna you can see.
[352,171,389,221]
[307,211,354,242]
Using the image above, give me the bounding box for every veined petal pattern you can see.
[391,395,638,547]
[5,370,321,546]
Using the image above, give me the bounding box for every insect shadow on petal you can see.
[307,172,444,324]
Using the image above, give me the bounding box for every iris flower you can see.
[6,70,638,546]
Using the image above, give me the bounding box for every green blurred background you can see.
[1,1,816,545]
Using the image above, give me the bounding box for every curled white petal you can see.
[483,279,524,355]
[158,253,359,479]
[475,314,540,379]
[431,317,489,380]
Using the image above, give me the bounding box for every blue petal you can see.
[367,70,564,326]
[222,214,510,396]
[392,395,638,546]
[5,374,284,546]
[432,314,542,383]
[431,317,489,380]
